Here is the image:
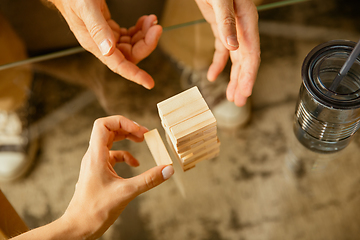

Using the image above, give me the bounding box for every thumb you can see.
[130,165,174,195]
[212,0,239,50]
[82,3,116,56]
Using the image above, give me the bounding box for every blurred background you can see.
[1,0,360,239]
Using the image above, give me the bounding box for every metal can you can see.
[294,40,360,153]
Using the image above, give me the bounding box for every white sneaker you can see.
[213,99,251,129]
[0,111,37,182]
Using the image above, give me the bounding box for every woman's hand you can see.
[62,116,174,239]
[11,115,174,240]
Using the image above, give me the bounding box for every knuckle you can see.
[250,49,261,60]
[93,117,107,131]
[223,16,236,27]
[93,118,103,127]
[144,174,157,190]
[257,50,261,60]
[89,24,104,40]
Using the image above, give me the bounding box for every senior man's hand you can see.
[49,0,162,89]
[195,0,261,106]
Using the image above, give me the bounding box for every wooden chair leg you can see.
[0,190,29,239]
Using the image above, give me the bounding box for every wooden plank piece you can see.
[144,129,173,166]
[165,133,219,172]
[175,126,217,151]
[165,133,193,172]
[162,121,178,148]
[165,120,217,149]
[170,110,216,142]
[175,122,216,146]
[183,149,220,171]
[179,136,218,158]
[177,131,217,153]
[157,86,202,117]
[182,139,220,164]
[163,97,209,128]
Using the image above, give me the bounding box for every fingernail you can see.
[99,39,112,55]
[162,165,174,180]
[152,20,158,25]
[133,121,140,126]
[227,35,239,48]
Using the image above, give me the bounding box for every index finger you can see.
[101,48,155,89]
[89,115,148,149]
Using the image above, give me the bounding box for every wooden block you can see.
[178,136,218,158]
[179,138,208,155]
[165,120,217,150]
[170,109,216,142]
[165,133,192,172]
[175,126,217,150]
[157,86,203,118]
[162,97,209,128]
[157,86,220,172]
[183,148,220,171]
[162,121,178,148]
[177,130,217,152]
[144,129,173,166]
[182,139,220,164]
[166,133,220,172]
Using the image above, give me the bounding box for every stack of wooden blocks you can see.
[157,86,220,171]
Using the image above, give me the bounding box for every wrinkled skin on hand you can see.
[50,0,162,89]
[195,0,261,106]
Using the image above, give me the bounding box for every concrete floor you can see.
[2,0,360,239]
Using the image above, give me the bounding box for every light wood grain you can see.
[165,132,194,171]
[183,148,220,171]
[170,110,216,142]
[175,126,217,151]
[179,136,218,158]
[182,139,220,163]
[157,86,202,117]
[162,97,209,128]
[144,129,173,166]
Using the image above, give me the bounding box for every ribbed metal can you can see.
[294,40,360,153]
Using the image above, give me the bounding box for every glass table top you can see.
[1,0,360,239]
